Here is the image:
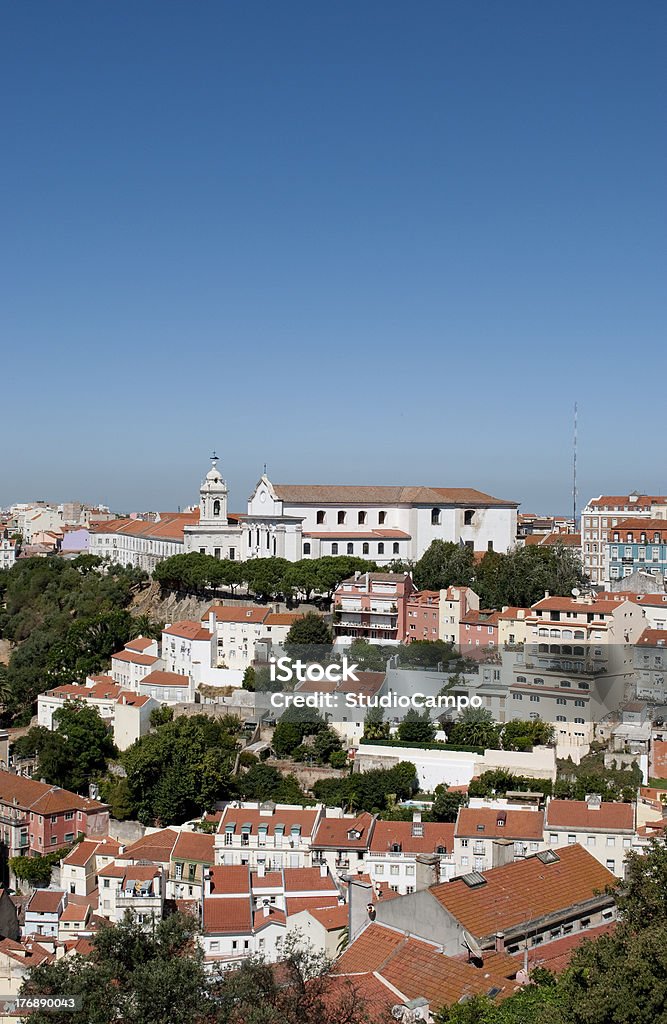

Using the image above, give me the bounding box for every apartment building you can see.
[404,590,440,643]
[544,796,634,877]
[607,518,667,582]
[97,864,164,928]
[366,816,456,894]
[634,629,667,701]
[110,638,161,691]
[310,811,375,880]
[438,586,479,644]
[581,493,667,585]
[333,572,414,645]
[37,677,122,730]
[214,803,324,869]
[459,608,500,653]
[60,837,122,897]
[453,807,545,874]
[24,890,67,938]
[168,831,215,900]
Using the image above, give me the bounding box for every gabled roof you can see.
[271,484,518,508]
[121,828,179,863]
[111,650,159,666]
[27,890,66,915]
[140,670,192,688]
[203,896,252,934]
[124,637,155,652]
[369,820,455,856]
[163,620,212,641]
[455,808,545,841]
[637,628,667,647]
[545,800,634,831]
[171,831,215,864]
[431,844,616,940]
[313,813,375,850]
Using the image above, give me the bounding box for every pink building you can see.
[459,608,500,653]
[404,590,440,643]
[333,572,415,644]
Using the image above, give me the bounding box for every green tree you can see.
[347,638,388,672]
[448,706,500,750]
[283,612,333,661]
[431,783,467,823]
[312,727,343,764]
[362,705,390,740]
[397,708,436,743]
[501,719,554,751]
[414,541,475,591]
[242,666,256,691]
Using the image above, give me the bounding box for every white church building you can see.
[93,456,518,569]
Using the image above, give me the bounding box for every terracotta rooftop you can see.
[205,605,268,624]
[59,903,90,923]
[124,637,155,652]
[121,827,179,863]
[203,896,252,935]
[111,650,159,666]
[370,820,455,856]
[163,620,212,641]
[525,921,616,974]
[272,484,518,508]
[171,831,215,864]
[27,890,66,915]
[637,628,667,647]
[545,799,634,831]
[140,670,192,688]
[431,844,616,940]
[209,865,251,896]
[456,808,545,841]
[218,806,320,837]
[313,813,375,850]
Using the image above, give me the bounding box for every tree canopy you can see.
[12,700,116,792]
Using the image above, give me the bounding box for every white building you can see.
[89,511,197,572]
[60,838,122,897]
[162,620,216,677]
[544,796,635,877]
[0,531,17,570]
[366,817,456,895]
[453,806,546,875]
[214,803,324,869]
[24,890,67,938]
[204,605,304,670]
[138,669,195,705]
[114,692,159,751]
[110,638,161,691]
[37,676,122,730]
[97,864,164,928]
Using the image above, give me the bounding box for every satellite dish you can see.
[571,587,580,597]
[462,930,484,965]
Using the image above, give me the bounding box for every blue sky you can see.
[1,1,665,515]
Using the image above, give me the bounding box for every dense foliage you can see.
[10,845,72,887]
[0,556,149,721]
[414,540,587,608]
[117,713,242,825]
[12,701,117,793]
[153,553,378,601]
[312,760,417,812]
[447,710,554,752]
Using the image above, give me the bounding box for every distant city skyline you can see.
[1,3,665,513]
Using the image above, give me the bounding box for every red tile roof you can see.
[124,637,155,652]
[456,808,544,841]
[111,650,159,666]
[304,904,348,930]
[652,741,667,781]
[218,806,320,837]
[282,867,339,894]
[171,831,215,863]
[163,620,212,641]
[313,813,375,850]
[27,890,66,915]
[140,670,192,688]
[205,605,268,624]
[121,828,179,863]
[209,866,250,896]
[272,484,518,508]
[285,896,341,916]
[253,907,286,929]
[431,845,616,940]
[59,903,90,923]
[203,896,252,934]
[370,821,455,856]
[0,770,107,816]
[545,800,634,831]
[637,628,667,647]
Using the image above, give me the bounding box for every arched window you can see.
[464,509,475,526]
[331,543,338,555]
[338,511,346,525]
[431,508,441,526]
[213,500,220,516]
[347,542,354,555]
[378,511,386,525]
[393,542,400,554]
[362,542,369,555]
[573,645,585,654]
[574,631,585,640]
[378,542,385,555]
[316,510,326,525]
[303,542,311,555]
[358,511,367,525]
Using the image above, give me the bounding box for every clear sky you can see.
[1,1,665,515]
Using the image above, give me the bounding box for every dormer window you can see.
[390,842,402,853]
[476,824,485,832]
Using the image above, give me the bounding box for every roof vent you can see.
[461,871,487,888]
[536,849,560,865]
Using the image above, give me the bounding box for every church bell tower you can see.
[199,452,228,525]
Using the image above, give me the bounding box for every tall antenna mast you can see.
[572,401,578,529]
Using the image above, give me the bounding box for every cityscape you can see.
[1,2,665,1023]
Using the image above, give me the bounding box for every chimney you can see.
[263,901,270,918]
[257,862,266,878]
[319,861,328,878]
[495,931,505,953]
[544,591,550,600]
[203,868,213,897]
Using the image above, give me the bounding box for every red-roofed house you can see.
[110,640,162,691]
[138,669,195,704]
[367,814,456,893]
[544,796,635,876]
[454,807,545,873]
[168,831,215,900]
[37,679,123,730]
[25,890,67,938]
[312,811,375,879]
[97,865,164,928]
[215,802,323,869]
[459,609,500,653]
[162,620,215,678]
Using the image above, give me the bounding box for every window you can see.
[431,508,441,526]
[362,542,369,555]
[378,511,386,525]
[464,509,475,526]
[213,500,220,516]
[214,547,221,558]
[303,542,311,555]
[375,865,384,875]
[378,542,384,555]
[529,694,540,702]
[512,693,523,700]
[358,511,367,524]
[606,859,615,871]
[606,836,615,847]
[556,697,567,705]
[556,715,566,721]
[175,863,183,880]
[393,542,399,554]
[347,542,354,555]
[331,543,338,555]
[317,510,326,525]
[587,836,596,846]
[574,699,585,707]
[574,717,585,724]
[64,811,74,821]
[460,839,468,848]
[568,834,576,844]
[64,832,74,843]
[390,865,399,875]
[337,511,346,525]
